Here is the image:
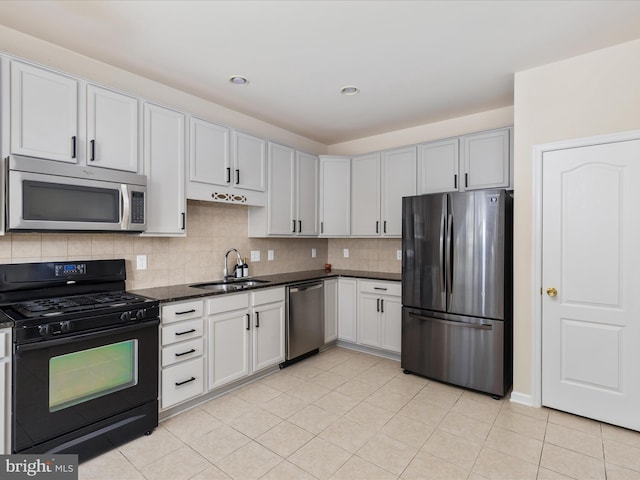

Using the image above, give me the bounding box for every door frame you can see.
[528,129,640,408]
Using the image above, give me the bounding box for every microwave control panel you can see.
[131,191,145,224]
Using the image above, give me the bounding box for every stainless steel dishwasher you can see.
[283,280,324,367]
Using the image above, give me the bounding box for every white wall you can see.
[0,25,327,155]
[327,106,513,155]
[512,38,640,399]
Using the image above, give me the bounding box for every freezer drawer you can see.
[401,307,511,396]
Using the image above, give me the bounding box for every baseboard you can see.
[509,390,538,407]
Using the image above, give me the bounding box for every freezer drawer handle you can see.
[408,313,492,330]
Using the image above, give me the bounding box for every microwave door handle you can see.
[121,184,131,230]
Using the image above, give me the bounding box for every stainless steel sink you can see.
[189,279,270,290]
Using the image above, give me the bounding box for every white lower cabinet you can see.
[208,287,284,390]
[324,278,338,343]
[0,328,10,453]
[160,299,205,410]
[356,280,402,353]
[337,278,357,342]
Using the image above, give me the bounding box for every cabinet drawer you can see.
[162,300,204,325]
[358,280,401,297]
[161,318,203,346]
[252,287,285,306]
[161,338,204,367]
[161,357,204,409]
[0,331,8,359]
[207,292,249,313]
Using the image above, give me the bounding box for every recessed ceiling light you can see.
[340,86,360,96]
[229,75,249,86]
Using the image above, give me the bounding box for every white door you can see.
[381,146,416,236]
[319,156,351,236]
[351,153,380,236]
[542,138,640,430]
[460,128,510,191]
[417,138,459,194]
[296,152,319,236]
[208,310,250,390]
[233,131,266,191]
[252,302,285,372]
[267,142,295,235]
[189,117,230,186]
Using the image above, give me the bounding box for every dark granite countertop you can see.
[130,269,401,303]
[0,310,15,329]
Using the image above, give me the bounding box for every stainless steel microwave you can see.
[6,155,147,232]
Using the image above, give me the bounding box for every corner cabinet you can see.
[319,156,351,237]
[417,127,512,194]
[351,147,416,237]
[248,143,318,237]
[143,103,186,236]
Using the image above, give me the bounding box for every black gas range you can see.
[0,259,160,462]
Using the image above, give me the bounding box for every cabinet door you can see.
[233,131,266,191]
[324,278,338,343]
[351,153,381,236]
[209,310,250,389]
[267,142,296,234]
[252,301,285,372]
[144,103,186,235]
[190,117,230,186]
[319,156,350,236]
[357,293,380,347]
[338,278,357,342]
[417,138,459,194]
[296,152,319,236]
[380,295,402,353]
[381,146,417,236]
[460,128,510,190]
[87,84,139,172]
[10,61,78,163]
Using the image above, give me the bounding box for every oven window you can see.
[49,340,138,412]
[23,180,120,223]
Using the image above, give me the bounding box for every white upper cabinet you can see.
[10,60,78,163]
[381,146,417,236]
[233,131,266,192]
[86,84,139,172]
[417,138,459,194]
[143,103,186,236]
[351,152,381,236]
[249,142,318,236]
[319,156,350,237]
[189,117,230,186]
[296,151,319,236]
[351,147,415,237]
[418,128,511,194]
[460,128,511,190]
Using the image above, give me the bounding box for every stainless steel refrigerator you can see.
[401,189,513,397]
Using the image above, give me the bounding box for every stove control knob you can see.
[38,324,52,336]
[120,311,132,322]
[136,309,146,320]
[60,321,72,333]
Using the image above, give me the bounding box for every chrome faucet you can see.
[223,248,243,281]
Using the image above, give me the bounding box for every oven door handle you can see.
[15,319,159,353]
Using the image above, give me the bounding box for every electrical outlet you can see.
[136,254,147,270]
[397,250,402,261]
[268,250,274,261]
[343,248,349,258]
[311,248,317,258]
[251,250,260,262]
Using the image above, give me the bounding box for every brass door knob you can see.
[546,287,558,297]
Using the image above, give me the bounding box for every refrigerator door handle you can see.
[408,312,493,330]
[440,199,447,303]
[446,212,454,299]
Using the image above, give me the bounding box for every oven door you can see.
[12,320,159,453]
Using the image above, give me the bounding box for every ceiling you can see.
[1,1,640,145]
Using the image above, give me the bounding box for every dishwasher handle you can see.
[288,282,324,294]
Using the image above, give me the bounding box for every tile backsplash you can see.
[0,201,401,290]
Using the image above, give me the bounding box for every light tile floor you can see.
[79,347,640,480]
